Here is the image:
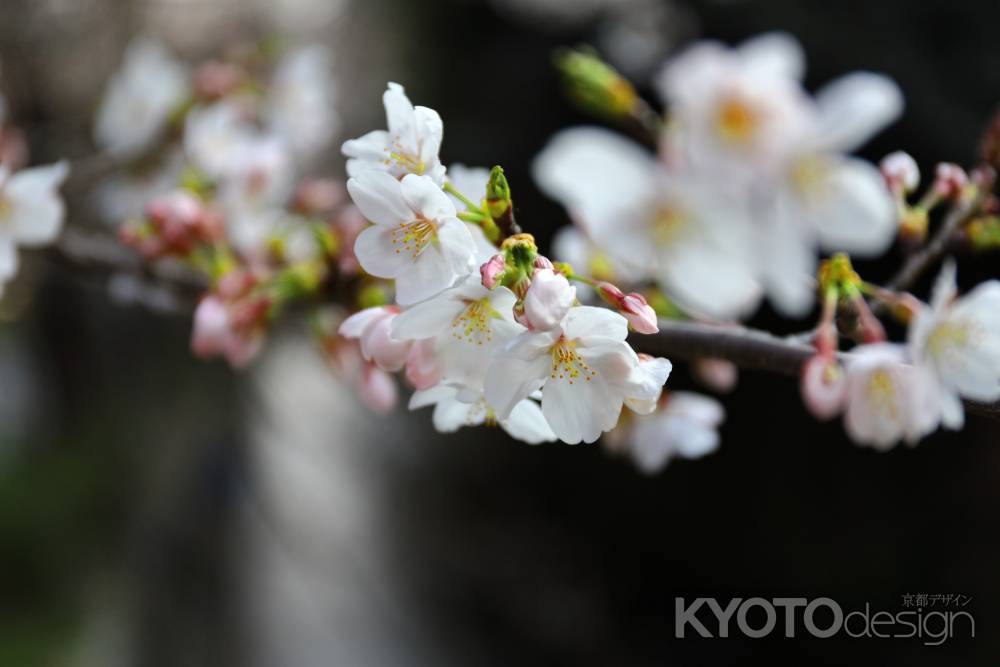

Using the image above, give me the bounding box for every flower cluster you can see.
[97,38,346,367]
[536,34,901,320]
[336,83,672,445]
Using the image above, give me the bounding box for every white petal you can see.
[809,157,896,256]
[626,356,672,402]
[347,171,412,226]
[5,161,69,246]
[394,244,459,305]
[400,173,455,221]
[542,373,621,444]
[483,354,550,420]
[409,384,457,410]
[353,224,413,278]
[391,293,465,340]
[502,399,557,444]
[339,306,389,339]
[813,72,903,152]
[759,210,817,317]
[435,218,476,274]
[413,106,443,167]
[929,259,958,312]
[383,82,416,147]
[738,32,805,81]
[0,239,20,281]
[342,130,391,176]
[660,239,763,321]
[938,388,965,430]
[532,127,659,230]
[561,306,629,344]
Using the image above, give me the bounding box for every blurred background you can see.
[1,0,998,664]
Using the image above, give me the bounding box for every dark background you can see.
[0,0,997,665]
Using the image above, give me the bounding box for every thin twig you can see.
[634,319,1000,422]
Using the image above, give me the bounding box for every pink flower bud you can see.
[191,295,231,360]
[359,364,398,414]
[596,282,657,333]
[620,293,658,334]
[480,253,506,289]
[533,255,554,271]
[522,268,576,331]
[879,151,919,194]
[801,354,847,420]
[932,162,968,199]
[145,190,221,255]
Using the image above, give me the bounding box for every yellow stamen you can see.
[390,218,437,259]
[550,339,597,385]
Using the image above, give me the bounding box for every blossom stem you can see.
[442,181,480,212]
[635,319,1000,421]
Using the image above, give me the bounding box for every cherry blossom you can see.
[843,343,941,449]
[266,46,338,164]
[342,82,446,184]
[347,171,476,305]
[908,261,1000,429]
[95,38,188,160]
[484,305,669,444]
[628,392,724,474]
[521,268,576,331]
[391,275,522,389]
[0,161,69,292]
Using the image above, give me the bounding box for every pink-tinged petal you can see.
[801,355,847,420]
[339,306,392,339]
[400,173,455,221]
[625,355,672,403]
[191,296,231,358]
[359,365,398,414]
[347,170,412,226]
[361,313,410,372]
[523,269,575,331]
[405,339,441,389]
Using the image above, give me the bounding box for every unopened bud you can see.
[932,162,969,200]
[480,253,507,289]
[801,354,847,420]
[554,47,638,120]
[596,282,658,333]
[880,151,919,194]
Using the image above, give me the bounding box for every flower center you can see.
[450,298,496,345]
[791,155,832,200]
[384,138,426,175]
[715,95,758,144]
[928,321,974,361]
[867,369,900,420]
[649,205,689,247]
[550,339,597,384]
[391,218,437,259]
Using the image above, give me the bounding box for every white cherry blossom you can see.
[908,261,1000,429]
[338,306,410,372]
[484,305,670,444]
[0,162,69,292]
[347,171,476,305]
[95,38,188,160]
[534,127,762,320]
[183,102,256,180]
[843,343,941,450]
[391,275,523,389]
[628,391,724,474]
[342,82,446,184]
[266,45,338,164]
[410,384,556,444]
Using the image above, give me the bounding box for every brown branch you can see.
[634,319,1000,422]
